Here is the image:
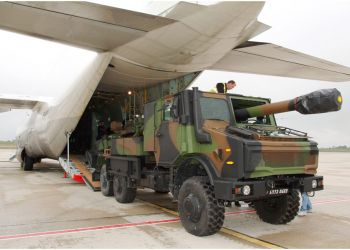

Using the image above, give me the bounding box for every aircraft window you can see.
[200,97,230,122]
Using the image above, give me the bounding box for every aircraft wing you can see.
[0,95,52,111]
[211,41,350,82]
[0,1,175,51]
[1,1,349,85]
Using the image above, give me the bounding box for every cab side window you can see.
[163,101,172,121]
[162,96,180,122]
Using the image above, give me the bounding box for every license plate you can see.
[267,188,289,195]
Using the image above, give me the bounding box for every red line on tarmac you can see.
[1,198,349,241]
[0,218,180,241]
[313,198,350,205]
[0,211,258,241]
[0,212,257,241]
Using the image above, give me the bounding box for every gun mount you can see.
[234,88,342,122]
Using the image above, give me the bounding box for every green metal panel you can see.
[141,72,200,102]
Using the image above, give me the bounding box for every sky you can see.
[0,1,349,147]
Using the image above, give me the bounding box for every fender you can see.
[180,154,219,185]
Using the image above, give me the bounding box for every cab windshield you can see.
[200,97,231,122]
[230,97,276,126]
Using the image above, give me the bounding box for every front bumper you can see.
[213,175,323,201]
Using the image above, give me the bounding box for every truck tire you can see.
[254,190,299,224]
[22,155,34,171]
[100,164,113,197]
[178,176,225,236]
[113,175,136,203]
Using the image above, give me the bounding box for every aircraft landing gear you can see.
[21,155,34,171]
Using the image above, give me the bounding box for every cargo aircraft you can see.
[0,1,350,171]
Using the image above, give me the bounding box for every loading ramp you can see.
[59,155,101,191]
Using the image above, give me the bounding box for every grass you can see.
[0,140,16,148]
[319,146,350,153]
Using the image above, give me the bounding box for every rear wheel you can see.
[113,175,136,203]
[100,164,113,196]
[178,177,225,236]
[253,190,299,224]
[22,155,34,171]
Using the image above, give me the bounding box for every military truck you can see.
[92,87,342,236]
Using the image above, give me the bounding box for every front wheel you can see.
[253,190,300,224]
[113,175,136,203]
[178,177,225,236]
[22,155,34,171]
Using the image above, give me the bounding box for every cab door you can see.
[154,96,181,165]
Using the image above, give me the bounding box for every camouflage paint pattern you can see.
[112,136,148,156]
[141,72,200,102]
[115,89,339,180]
[141,91,319,180]
[195,120,316,179]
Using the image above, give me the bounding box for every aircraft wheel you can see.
[22,155,34,171]
[178,176,225,236]
[253,190,299,224]
[100,164,113,196]
[113,175,136,203]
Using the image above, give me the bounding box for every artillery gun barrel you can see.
[234,88,342,122]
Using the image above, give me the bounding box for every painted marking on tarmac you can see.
[0,218,180,241]
[220,228,284,249]
[144,202,179,216]
[313,198,350,205]
[1,198,349,244]
[141,201,283,249]
[141,197,350,248]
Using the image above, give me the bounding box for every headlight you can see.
[312,180,317,189]
[242,185,251,196]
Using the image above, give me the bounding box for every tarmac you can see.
[0,148,349,248]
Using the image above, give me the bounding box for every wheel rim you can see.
[183,193,202,223]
